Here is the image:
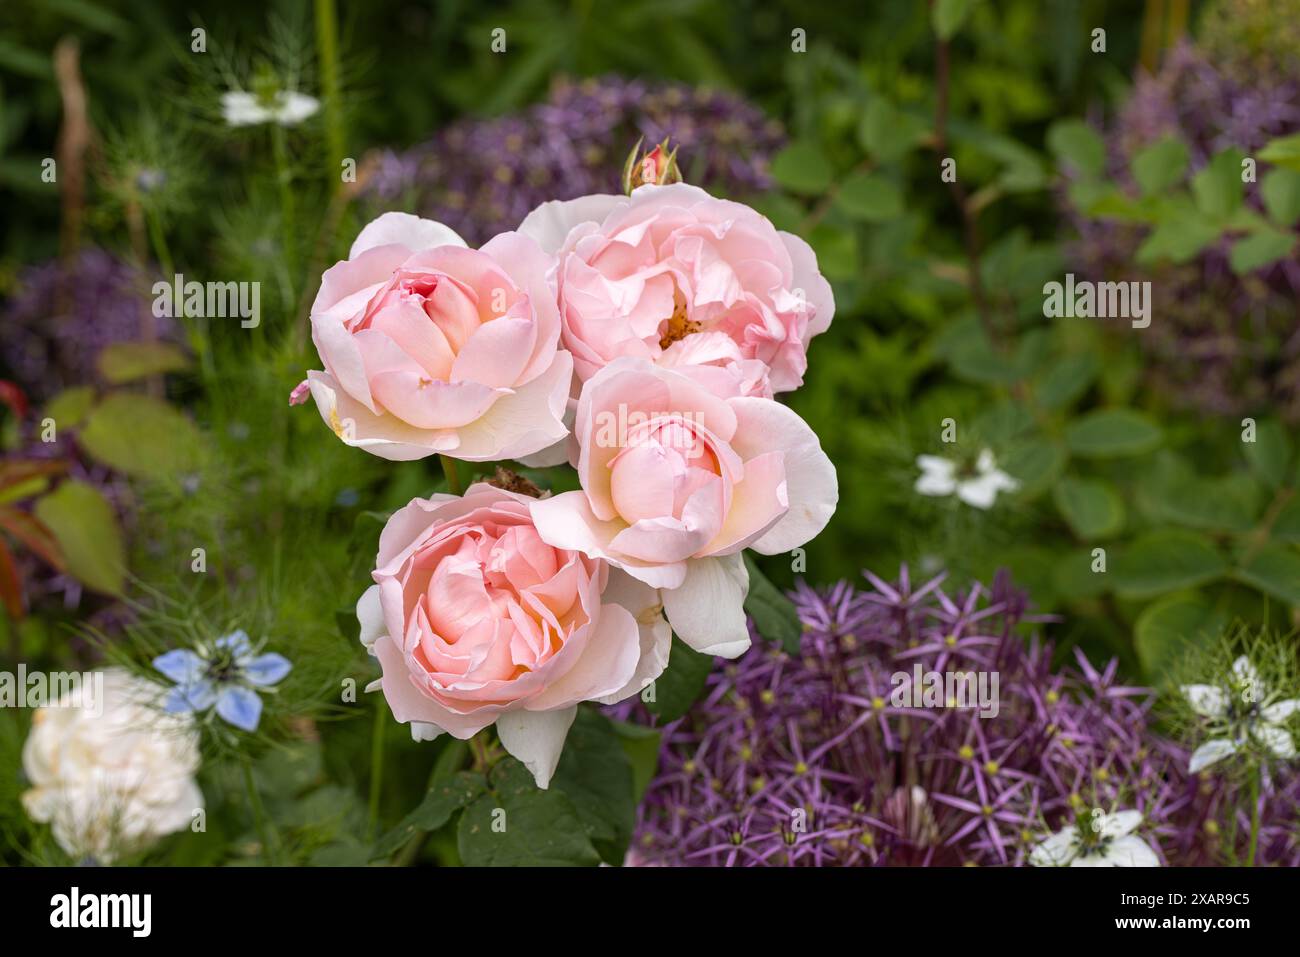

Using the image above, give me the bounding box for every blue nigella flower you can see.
[153,630,291,732]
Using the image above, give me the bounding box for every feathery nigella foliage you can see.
[625,570,1299,866]
[363,75,783,246]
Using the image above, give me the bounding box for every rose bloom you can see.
[305,212,572,461]
[358,482,669,788]
[518,183,834,399]
[531,357,837,658]
[22,668,203,863]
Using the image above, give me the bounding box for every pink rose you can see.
[531,357,837,658]
[357,482,669,788]
[306,212,573,461]
[519,184,834,399]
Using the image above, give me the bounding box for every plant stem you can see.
[242,759,274,865]
[391,739,470,867]
[368,699,386,839]
[469,732,492,772]
[314,0,346,197]
[440,455,463,495]
[932,34,996,346]
[1247,764,1261,866]
[271,122,298,308]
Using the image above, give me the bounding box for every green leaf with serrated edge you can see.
[43,386,96,430]
[1111,530,1226,599]
[96,341,191,384]
[1229,229,1295,274]
[1047,120,1105,179]
[743,554,801,654]
[373,770,486,859]
[1140,470,1260,534]
[1242,418,1291,489]
[999,440,1066,497]
[1134,592,1227,681]
[1259,132,1300,172]
[79,392,202,479]
[644,637,713,722]
[33,480,125,596]
[1034,353,1098,411]
[457,759,599,867]
[1054,477,1124,539]
[551,709,635,864]
[1234,544,1300,606]
[1261,168,1300,226]
[1052,548,1111,601]
[932,0,974,39]
[770,141,833,196]
[857,99,926,163]
[1271,496,1300,543]
[609,719,661,808]
[1131,137,1188,195]
[836,172,903,222]
[1136,214,1220,264]
[1191,149,1245,220]
[1064,409,1162,457]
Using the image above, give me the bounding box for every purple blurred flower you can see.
[363,75,784,246]
[620,569,1299,866]
[1,249,167,404]
[1066,33,1300,420]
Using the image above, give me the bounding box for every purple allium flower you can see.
[0,249,168,404]
[1065,30,1300,421]
[620,569,1299,866]
[363,75,784,246]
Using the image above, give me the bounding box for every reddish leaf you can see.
[0,380,28,419]
[0,459,67,493]
[0,540,23,620]
[0,506,66,571]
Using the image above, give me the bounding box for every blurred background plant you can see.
[1,0,1297,866]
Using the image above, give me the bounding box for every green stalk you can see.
[1247,764,1261,866]
[368,699,386,839]
[440,455,463,495]
[271,121,298,310]
[242,760,276,865]
[314,0,346,197]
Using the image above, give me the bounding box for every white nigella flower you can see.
[221,89,320,128]
[1181,656,1299,773]
[914,449,1019,509]
[1029,810,1160,867]
[22,669,203,863]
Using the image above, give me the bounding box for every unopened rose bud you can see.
[622,137,681,193]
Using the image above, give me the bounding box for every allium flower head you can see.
[0,249,166,403]
[363,76,783,246]
[621,569,1187,866]
[1066,30,1300,420]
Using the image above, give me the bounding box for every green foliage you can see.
[743,554,803,653]
[5,0,1296,868]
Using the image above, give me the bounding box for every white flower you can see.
[221,90,320,128]
[1029,810,1160,867]
[22,668,203,863]
[914,449,1019,509]
[1181,656,1299,773]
